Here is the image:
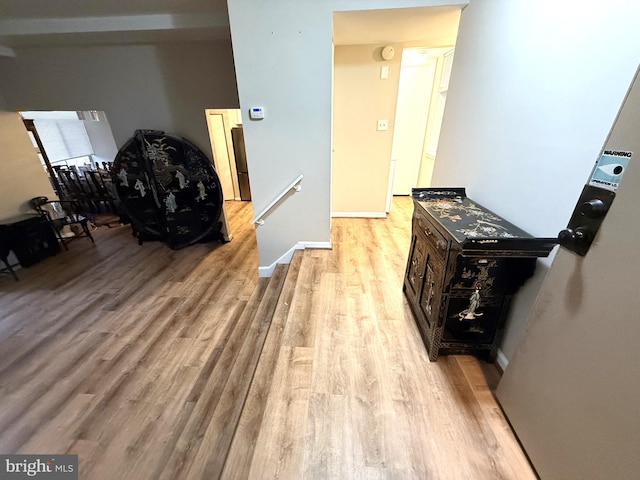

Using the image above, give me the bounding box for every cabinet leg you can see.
[487,346,498,363]
[427,330,442,362]
[428,349,439,362]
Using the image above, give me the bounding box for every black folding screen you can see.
[113,130,224,249]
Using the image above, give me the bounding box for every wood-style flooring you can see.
[0,198,535,479]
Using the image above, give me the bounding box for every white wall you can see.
[81,111,119,167]
[333,43,404,215]
[228,0,333,271]
[431,0,640,363]
[0,40,238,155]
[0,111,56,219]
[227,0,468,272]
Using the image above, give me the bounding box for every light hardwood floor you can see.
[0,198,535,479]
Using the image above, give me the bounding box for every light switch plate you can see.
[380,66,390,79]
[377,119,389,131]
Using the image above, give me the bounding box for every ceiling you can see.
[0,2,462,55]
[0,0,228,18]
[0,0,231,51]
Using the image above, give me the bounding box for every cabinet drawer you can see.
[414,212,448,259]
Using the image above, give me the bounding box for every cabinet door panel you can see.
[442,295,504,344]
[419,255,444,329]
[451,257,508,296]
[406,233,427,298]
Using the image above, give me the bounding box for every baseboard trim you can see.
[258,240,333,277]
[297,241,332,249]
[496,349,509,372]
[331,211,387,218]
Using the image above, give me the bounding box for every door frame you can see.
[205,109,241,201]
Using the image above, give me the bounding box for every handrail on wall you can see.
[251,174,304,226]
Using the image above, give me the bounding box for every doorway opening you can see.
[389,46,455,198]
[331,6,461,217]
[205,109,248,202]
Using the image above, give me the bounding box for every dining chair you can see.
[30,196,94,250]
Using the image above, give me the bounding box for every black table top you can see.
[0,213,41,227]
[412,188,557,255]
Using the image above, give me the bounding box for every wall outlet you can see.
[377,119,389,131]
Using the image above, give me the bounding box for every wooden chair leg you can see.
[1,256,19,281]
[54,228,69,251]
[81,220,94,243]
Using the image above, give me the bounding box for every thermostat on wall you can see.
[249,107,265,120]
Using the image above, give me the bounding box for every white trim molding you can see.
[258,240,332,277]
[496,349,509,372]
[297,241,332,249]
[331,211,386,218]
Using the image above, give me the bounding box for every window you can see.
[33,119,93,167]
[20,111,94,170]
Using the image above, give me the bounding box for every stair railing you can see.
[251,174,303,226]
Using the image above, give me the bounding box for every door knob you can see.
[559,185,616,256]
[558,227,592,247]
[579,199,607,218]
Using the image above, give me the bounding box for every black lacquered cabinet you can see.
[404,188,557,362]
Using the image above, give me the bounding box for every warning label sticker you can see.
[588,150,632,191]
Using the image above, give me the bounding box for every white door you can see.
[390,56,437,195]
[497,70,640,479]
